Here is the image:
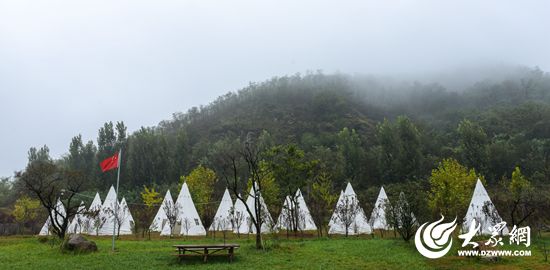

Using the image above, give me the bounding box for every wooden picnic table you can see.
[173,243,240,263]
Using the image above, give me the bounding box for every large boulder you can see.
[64,234,98,253]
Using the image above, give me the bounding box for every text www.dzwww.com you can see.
[457,249,531,257]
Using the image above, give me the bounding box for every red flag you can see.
[100,152,119,172]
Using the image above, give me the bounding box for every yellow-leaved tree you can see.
[13,195,41,234]
[140,185,162,238]
[428,158,483,220]
[181,165,217,230]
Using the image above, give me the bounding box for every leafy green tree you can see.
[263,144,317,234]
[385,192,418,241]
[309,170,338,237]
[68,134,85,171]
[507,167,535,226]
[126,127,169,189]
[428,158,481,220]
[182,165,217,229]
[28,145,51,164]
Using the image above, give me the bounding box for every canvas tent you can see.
[161,182,206,236]
[276,189,317,231]
[370,187,390,230]
[245,184,274,233]
[463,179,508,235]
[98,186,118,235]
[39,199,66,236]
[85,192,103,235]
[117,197,134,235]
[150,190,173,232]
[67,201,87,234]
[232,194,250,234]
[209,188,233,231]
[328,183,371,235]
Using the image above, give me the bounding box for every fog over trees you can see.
[2,67,550,235]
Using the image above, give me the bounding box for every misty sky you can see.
[1,0,549,177]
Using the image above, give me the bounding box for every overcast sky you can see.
[1,0,549,178]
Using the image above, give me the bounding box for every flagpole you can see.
[112,149,122,252]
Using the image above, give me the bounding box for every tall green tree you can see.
[376,116,424,182]
[27,145,51,164]
[457,119,488,175]
[336,128,365,183]
[263,144,317,234]
[395,116,423,180]
[309,170,338,237]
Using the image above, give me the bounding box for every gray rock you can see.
[65,234,98,252]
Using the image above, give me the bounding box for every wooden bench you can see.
[173,243,240,263]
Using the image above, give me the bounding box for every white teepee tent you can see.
[276,189,317,231]
[39,199,66,236]
[328,183,371,235]
[85,192,103,235]
[209,188,233,231]
[98,186,117,235]
[370,187,390,230]
[161,182,206,236]
[463,179,508,235]
[232,194,250,234]
[245,184,274,233]
[67,201,86,234]
[150,190,173,232]
[117,197,134,235]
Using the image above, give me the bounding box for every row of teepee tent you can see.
[39,186,135,236]
[149,179,506,236]
[40,178,504,237]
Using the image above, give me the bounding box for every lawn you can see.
[0,234,548,270]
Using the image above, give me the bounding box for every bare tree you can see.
[214,134,272,249]
[216,218,229,244]
[333,195,360,237]
[231,206,245,238]
[297,208,307,238]
[279,196,307,238]
[182,217,191,239]
[163,200,179,238]
[105,202,128,237]
[86,208,106,236]
[367,205,380,238]
[70,210,86,234]
[18,162,87,239]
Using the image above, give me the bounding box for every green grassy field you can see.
[0,234,548,270]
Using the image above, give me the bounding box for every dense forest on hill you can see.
[2,66,550,231]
